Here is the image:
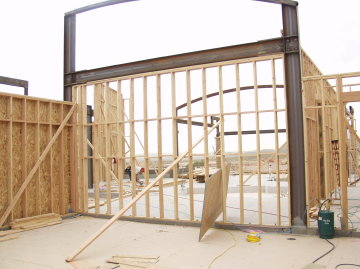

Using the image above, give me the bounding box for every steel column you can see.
[64,14,76,101]
[65,0,139,16]
[282,3,306,226]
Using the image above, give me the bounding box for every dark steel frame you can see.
[0,76,28,95]
[64,0,306,226]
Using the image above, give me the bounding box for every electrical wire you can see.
[320,199,332,211]
[207,230,236,269]
[335,264,360,268]
[312,239,335,264]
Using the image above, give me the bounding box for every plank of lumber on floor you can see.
[0,229,20,237]
[10,213,62,229]
[11,220,62,230]
[0,220,62,237]
[0,235,18,242]
[10,213,60,225]
[111,255,159,265]
[106,258,148,268]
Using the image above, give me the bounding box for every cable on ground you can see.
[335,264,360,268]
[312,239,335,264]
[207,230,236,269]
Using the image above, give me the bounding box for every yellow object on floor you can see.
[246,232,261,242]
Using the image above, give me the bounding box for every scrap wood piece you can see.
[0,104,76,227]
[112,255,159,263]
[107,258,148,268]
[65,121,221,262]
[11,220,62,230]
[10,213,61,225]
[0,235,18,242]
[10,213,62,230]
[199,165,230,241]
[0,229,20,237]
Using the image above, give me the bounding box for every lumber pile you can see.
[10,213,62,230]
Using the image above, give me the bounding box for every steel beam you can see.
[282,4,306,226]
[254,0,298,6]
[224,129,286,136]
[64,37,292,87]
[65,0,139,16]
[176,84,284,111]
[0,76,28,95]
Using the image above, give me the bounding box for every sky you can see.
[0,0,359,101]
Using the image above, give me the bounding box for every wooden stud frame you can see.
[302,57,360,229]
[72,54,291,227]
[0,92,75,227]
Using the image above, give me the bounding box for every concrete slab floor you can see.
[0,216,360,269]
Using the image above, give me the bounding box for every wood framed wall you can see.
[302,53,360,229]
[0,92,75,228]
[73,54,291,228]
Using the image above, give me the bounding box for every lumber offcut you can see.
[10,213,62,230]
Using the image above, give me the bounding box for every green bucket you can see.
[317,210,335,239]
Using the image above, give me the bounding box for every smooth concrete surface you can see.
[0,216,360,269]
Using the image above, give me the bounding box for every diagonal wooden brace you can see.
[66,120,221,262]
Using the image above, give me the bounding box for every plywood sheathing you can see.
[0,92,75,228]
[199,165,230,241]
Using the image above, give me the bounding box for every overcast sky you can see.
[0,0,359,100]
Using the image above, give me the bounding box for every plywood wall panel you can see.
[0,93,75,228]
[26,124,37,216]
[0,122,9,221]
[0,96,9,119]
[39,124,50,214]
[52,125,61,214]
[26,100,36,122]
[51,103,61,124]
[39,102,50,123]
[63,126,71,213]
[12,98,23,121]
[12,123,23,219]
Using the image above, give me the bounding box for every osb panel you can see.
[0,122,9,223]
[12,98,23,121]
[306,119,320,207]
[0,93,74,226]
[26,124,37,216]
[199,165,230,241]
[52,125,61,214]
[39,102,50,123]
[63,126,71,213]
[12,123,23,219]
[0,96,9,119]
[26,100,37,122]
[39,124,51,214]
[63,104,71,118]
[51,103,61,124]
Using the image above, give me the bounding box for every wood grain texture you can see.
[0,96,75,228]
[199,164,230,241]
